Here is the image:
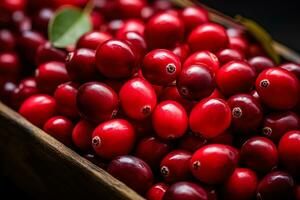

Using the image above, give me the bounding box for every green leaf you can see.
[236,15,280,64]
[48,6,92,48]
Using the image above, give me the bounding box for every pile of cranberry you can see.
[1,0,300,199]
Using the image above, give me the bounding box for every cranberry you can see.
[96,39,138,79]
[43,116,73,146]
[130,116,153,140]
[0,81,17,105]
[256,68,300,110]
[0,29,16,52]
[119,78,157,120]
[279,62,300,80]
[227,94,263,134]
[179,132,207,153]
[209,130,234,146]
[0,52,21,80]
[107,155,153,194]
[66,48,98,82]
[160,150,192,182]
[181,6,209,35]
[152,100,188,139]
[116,0,146,19]
[76,31,112,50]
[177,64,215,100]
[0,0,27,12]
[90,11,104,30]
[216,48,244,66]
[105,19,125,35]
[152,0,172,12]
[226,28,246,38]
[172,44,190,63]
[36,42,66,65]
[240,136,278,173]
[190,144,237,184]
[216,61,256,96]
[189,98,232,138]
[33,8,54,36]
[146,182,168,200]
[188,23,229,53]
[183,51,219,75]
[72,120,94,151]
[246,43,266,58]
[19,94,56,127]
[278,130,300,179]
[54,82,79,119]
[116,19,145,36]
[248,56,274,74]
[228,37,248,54]
[142,49,181,86]
[10,11,32,33]
[164,182,207,200]
[257,171,295,200]
[262,111,300,143]
[35,61,69,94]
[222,168,258,200]
[144,12,184,49]
[77,82,118,124]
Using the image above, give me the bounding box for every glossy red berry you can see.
[146,182,168,200]
[228,37,248,54]
[19,94,56,127]
[144,12,184,49]
[119,78,157,120]
[76,31,112,50]
[216,61,256,96]
[172,44,190,63]
[279,62,300,80]
[116,0,146,19]
[96,39,138,79]
[160,150,192,182]
[72,120,95,151]
[278,130,300,179]
[216,48,244,66]
[142,49,181,86]
[0,52,20,80]
[163,182,208,200]
[181,6,209,34]
[240,136,278,173]
[177,64,215,100]
[152,100,188,139]
[248,56,274,74]
[107,155,153,194]
[0,81,17,105]
[43,116,73,146]
[256,68,300,110]
[0,0,27,12]
[188,23,229,53]
[189,98,232,138]
[179,132,207,153]
[77,82,119,124]
[116,19,145,36]
[226,28,245,38]
[0,29,16,52]
[190,144,237,184]
[36,42,66,65]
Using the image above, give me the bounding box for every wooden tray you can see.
[0,2,300,200]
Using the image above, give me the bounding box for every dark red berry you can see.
[33,8,54,35]
[36,42,66,65]
[248,56,274,74]
[163,182,208,200]
[0,52,21,80]
[146,182,168,200]
[76,31,112,50]
[216,48,244,66]
[0,29,16,52]
[279,62,300,80]
[179,132,207,153]
[72,119,95,151]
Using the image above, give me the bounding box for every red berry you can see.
[209,130,234,146]
[72,120,95,151]
[190,144,237,184]
[77,82,119,124]
[189,98,232,138]
[226,28,245,38]
[172,44,190,63]
[246,44,266,58]
[0,81,17,105]
[36,42,66,65]
[116,19,145,36]
[146,182,168,200]
[92,119,135,159]
[255,68,300,110]
[33,8,54,36]
[0,29,16,52]
[76,31,112,50]
[181,6,209,34]
[163,182,208,200]
[216,61,256,96]
[10,11,32,33]
[116,0,146,19]
[179,132,208,153]
[19,94,56,127]
[142,49,181,86]
[279,62,300,80]
[248,56,274,74]
[240,136,278,173]
[228,37,248,54]
[188,23,229,53]
[216,48,244,66]
[0,0,27,12]
[152,100,188,139]
[0,52,20,80]
[130,116,153,140]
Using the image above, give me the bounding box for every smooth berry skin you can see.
[144,12,184,49]
[33,8,54,36]
[177,64,215,100]
[190,144,237,185]
[36,42,66,65]
[278,130,300,179]
[262,111,300,143]
[209,130,234,146]
[183,51,220,75]
[172,44,190,63]
[179,132,208,153]
[116,0,146,19]
[76,31,112,50]
[77,82,119,124]
[135,136,172,169]
[216,48,244,66]
[0,29,16,52]
[246,44,266,58]
[116,19,145,37]
[160,150,192,183]
[228,37,248,54]
[146,183,168,200]
[248,56,274,74]
[54,82,79,119]
[152,100,188,140]
[0,52,20,80]
[227,94,263,134]
[279,62,300,80]
[216,61,256,96]
[222,168,258,200]
[0,0,26,12]
[107,155,153,194]
[163,182,208,200]
[43,116,73,146]
[35,61,69,94]
[19,94,56,128]
[188,23,229,53]
[66,48,98,82]
[142,49,181,86]
[256,171,295,200]
[72,120,95,151]
[119,78,157,120]
[181,6,209,35]
[256,68,300,110]
[0,81,17,105]
[240,136,278,173]
[96,39,138,79]
[226,28,246,38]
[189,98,232,139]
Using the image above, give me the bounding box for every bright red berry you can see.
[116,0,146,19]
[116,19,145,36]
[172,44,190,63]
[76,31,112,50]
[216,48,244,66]
[228,36,248,54]
[181,6,209,35]
[72,119,95,151]
[146,182,168,200]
